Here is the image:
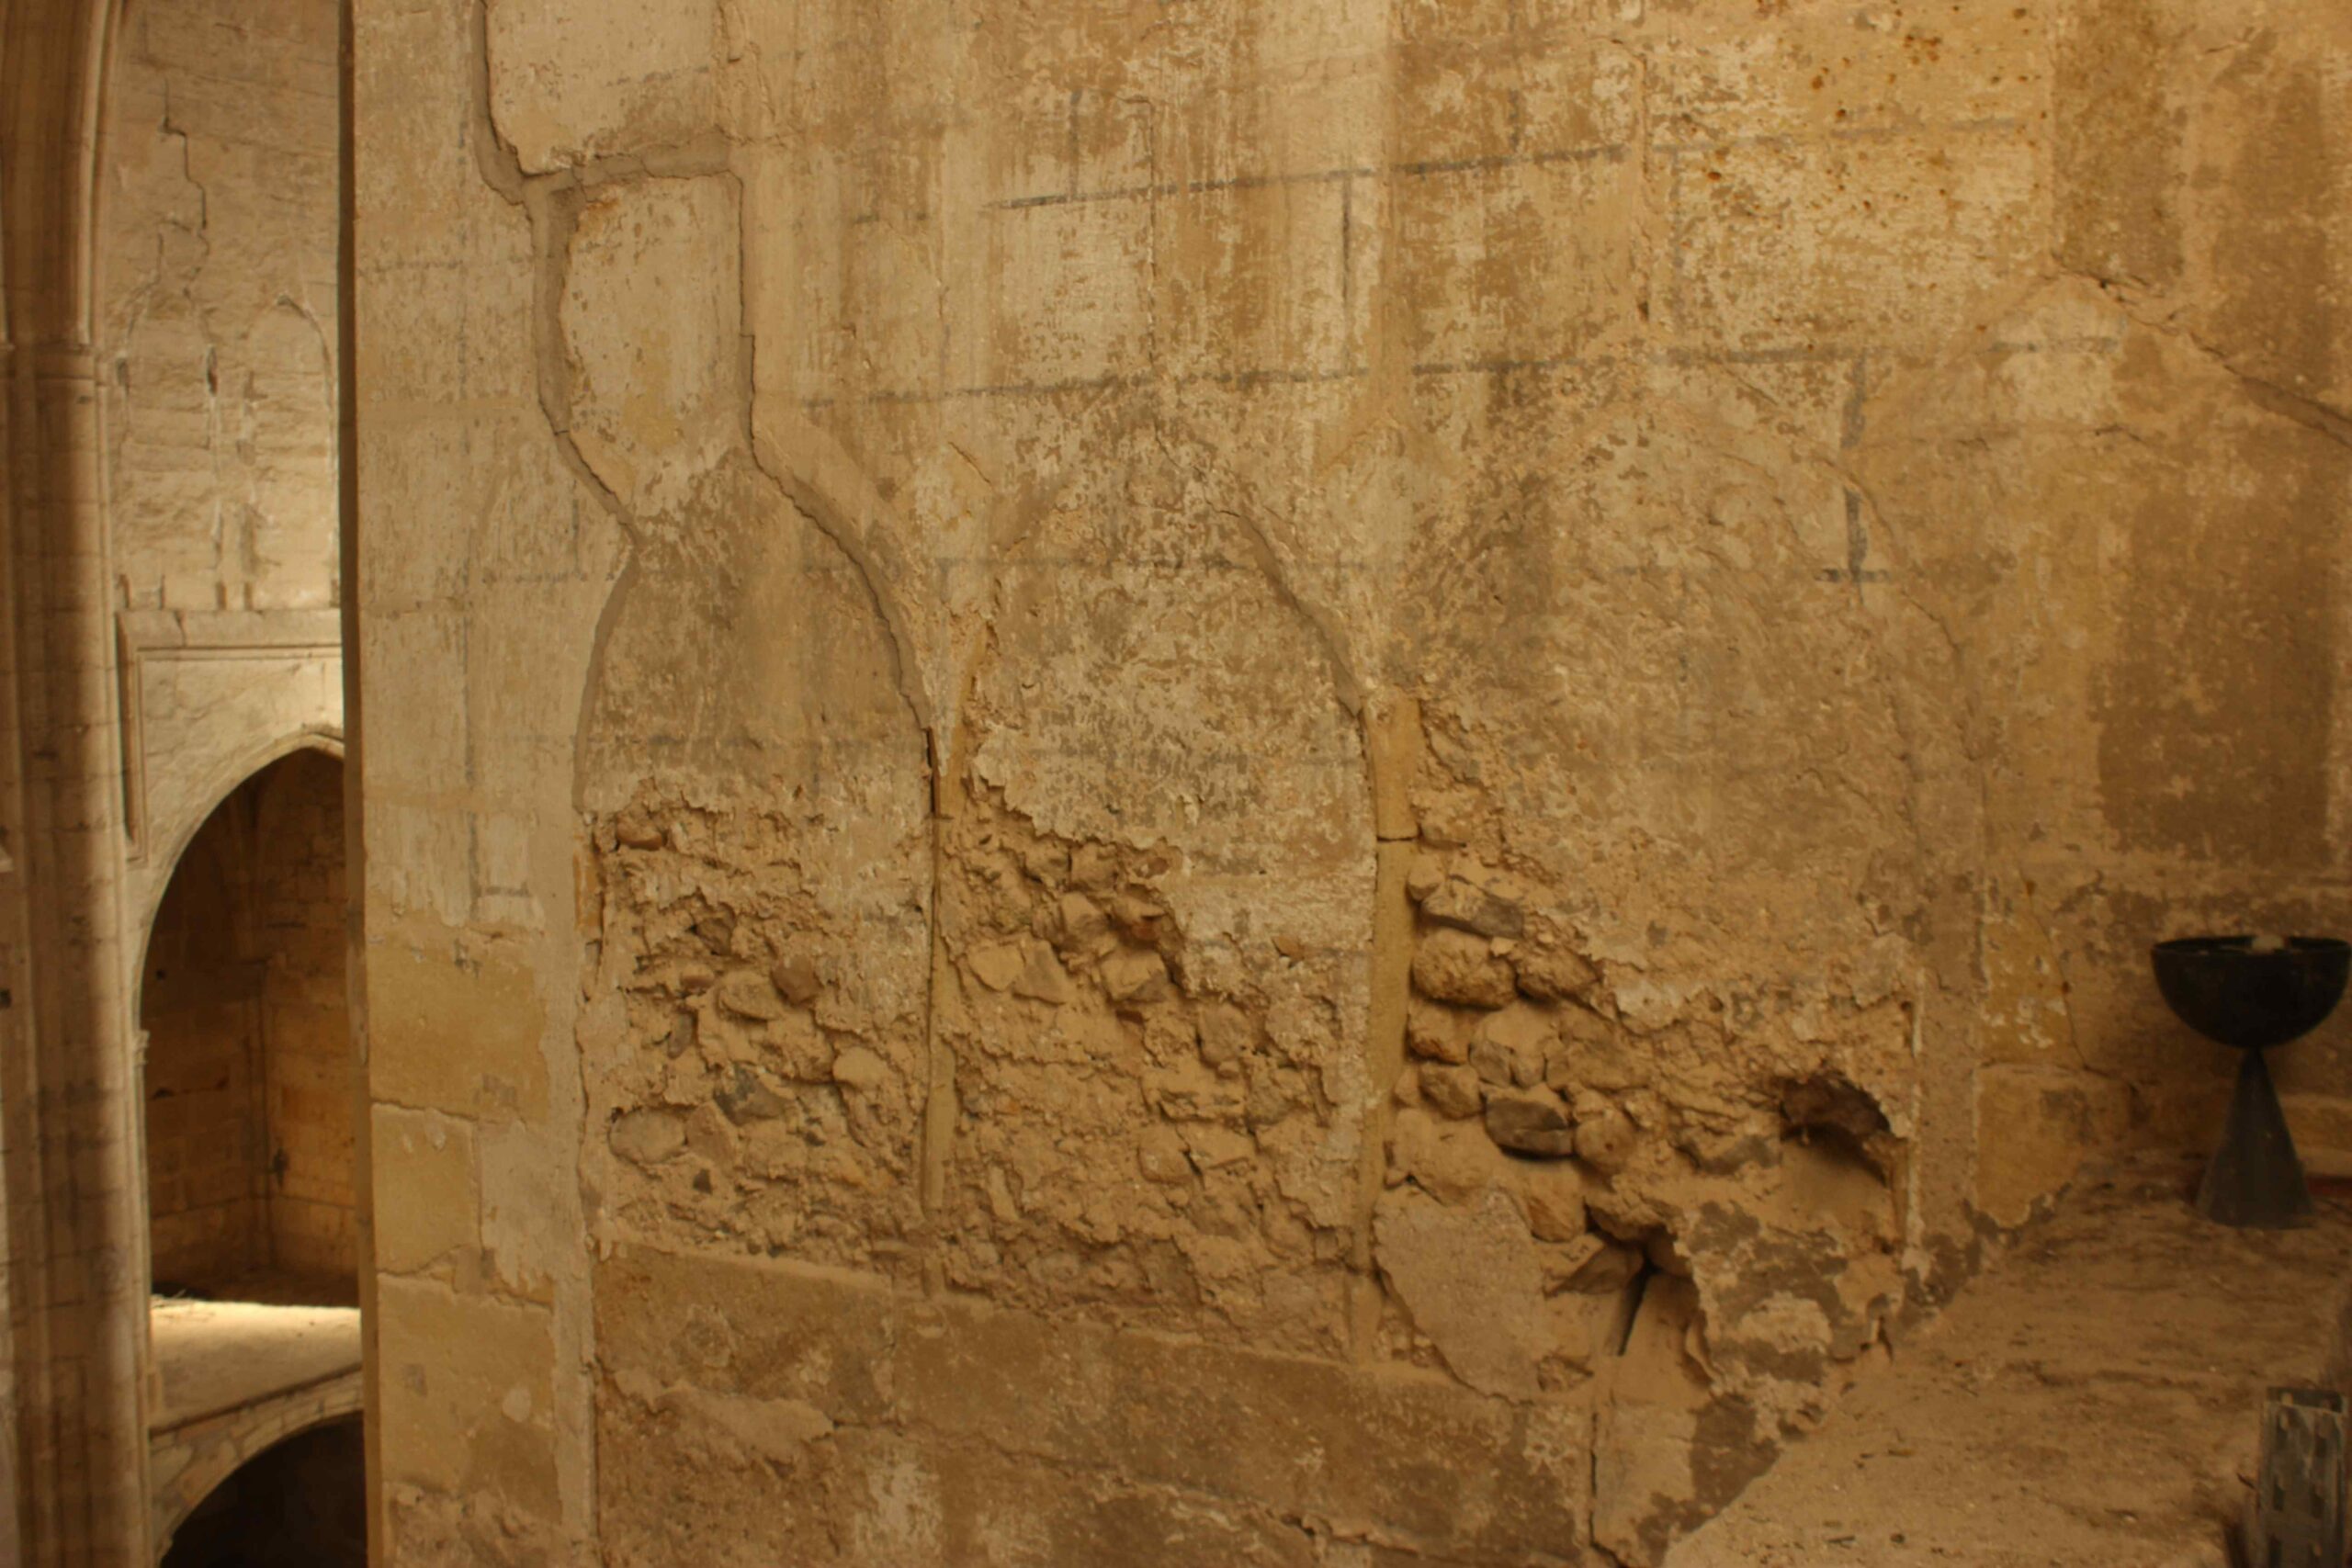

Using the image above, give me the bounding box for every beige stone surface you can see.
[374,1275,560,1524]
[594,1241,1589,1565]
[368,919,549,1124]
[100,0,341,615]
[372,1107,479,1279]
[341,0,2352,1562]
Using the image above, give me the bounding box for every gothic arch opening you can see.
[142,748,354,1303]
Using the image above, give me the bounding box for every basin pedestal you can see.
[2151,935,2348,1232]
[2195,1049,2312,1229]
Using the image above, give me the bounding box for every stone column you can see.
[2,2,157,1561]
[3,341,151,1568]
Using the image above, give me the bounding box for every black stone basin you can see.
[2152,934,2348,1230]
[2152,936,2349,1051]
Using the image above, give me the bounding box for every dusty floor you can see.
[150,1297,362,1430]
[1670,1154,2352,1567]
[187,1269,360,1309]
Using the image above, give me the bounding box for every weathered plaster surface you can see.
[354,0,2352,1562]
[101,0,342,615]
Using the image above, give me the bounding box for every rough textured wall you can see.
[253,750,355,1280]
[101,0,341,613]
[356,0,2352,1562]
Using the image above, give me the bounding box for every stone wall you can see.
[355,0,2352,1562]
[253,750,355,1279]
[101,0,341,615]
[143,803,265,1289]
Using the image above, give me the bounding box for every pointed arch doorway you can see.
[141,746,355,1305]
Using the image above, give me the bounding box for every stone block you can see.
[561,175,743,516]
[926,1447,1321,1568]
[1413,929,1518,1010]
[364,801,475,929]
[1645,6,2041,149]
[596,1414,928,1566]
[375,1276,560,1523]
[594,1244,896,1423]
[1391,154,1638,369]
[1374,1186,1547,1398]
[899,1287,1590,1559]
[358,610,469,796]
[368,919,549,1123]
[1392,27,1636,169]
[354,0,488,269]
[1469,1003,1555,1087]
[978,197,1152,389]
[1152,177,1351,383]
[1665,130,2042,355]
[2052,0,2184,293]
[463,575,619,817]
[1484,1087,1577,1158]
[485,0,718,172]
